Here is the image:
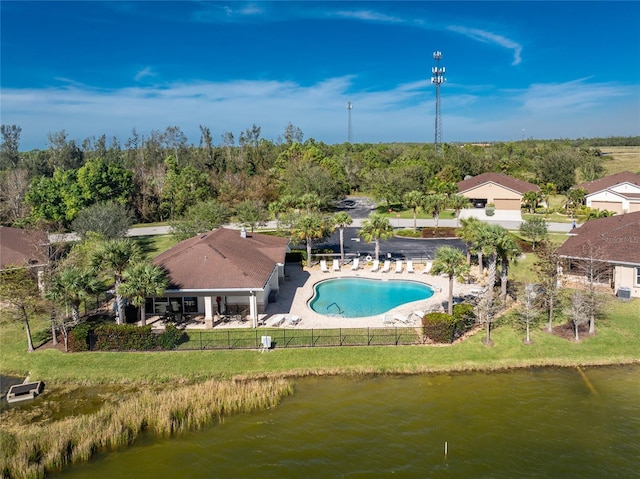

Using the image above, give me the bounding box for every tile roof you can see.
[575,171,640,194]
[0,226,49,269]
[556,212,640,265]
[153,227,289,291]
[457,172,540,195]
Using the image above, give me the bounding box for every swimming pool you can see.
[308,278,434,318]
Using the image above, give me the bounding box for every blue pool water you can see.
[308,278,434,318]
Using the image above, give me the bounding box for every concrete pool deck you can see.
[259,260,482,329]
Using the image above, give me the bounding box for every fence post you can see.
[311,329,314,347]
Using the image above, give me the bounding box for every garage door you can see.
[628,203,640,213]
[591,201,623,214]
[493,198,521,210]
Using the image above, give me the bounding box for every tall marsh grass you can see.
[0,378,293,479]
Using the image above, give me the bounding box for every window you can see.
[636,267,640,286]
[154,297,169,314]
[183,297,198,313]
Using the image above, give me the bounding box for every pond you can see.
[52,365,640,478]
[308,277,434,317]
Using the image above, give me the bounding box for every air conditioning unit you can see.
[616,287,632,300]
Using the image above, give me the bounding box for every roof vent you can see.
[240,227,247,238]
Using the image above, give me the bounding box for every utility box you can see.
[261,336,272,350]
[616,287,631,300]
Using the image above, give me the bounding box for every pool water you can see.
[308,277,434,317]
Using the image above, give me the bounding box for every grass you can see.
[598,146,640,175]
[131,234,179,260]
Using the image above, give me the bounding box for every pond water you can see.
[52,365,640,478]
[308,278,434,317]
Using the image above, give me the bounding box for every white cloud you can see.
[447,25,523,65]
[134,66,156,82]
[1,77,637,150]
[333,10,405,23]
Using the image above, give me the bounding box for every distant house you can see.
[575,171,640,215]
[556,212,640,298]
[0,226,49,271]
[152,227,290,327]
[456,172,540,210]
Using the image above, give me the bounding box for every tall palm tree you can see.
[431,246,469,315]
[448,194,471,226]
[496,233,521,300]
[422,193,448,229]
[268,200,287,231]
[332,211,353,265]
[358,213,394,261]
[117,262,168,325]
[522,190,542,214]
[92,238,142,324]
[457,217,483,267]
[291,212,331,268]
[46,266,101,324]
[402,190,424,232]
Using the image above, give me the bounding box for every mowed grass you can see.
[2,296,638,385]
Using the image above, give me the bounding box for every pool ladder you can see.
[327,302,344,316]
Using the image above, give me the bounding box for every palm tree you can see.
[268,200,287,231]
[448,194,471,226]
[117,262,168,326]
[92,238,142,324]
[402,190,424,232]
[358,213,394,261]
[299,193,322,213]
[422,193,448,229]
[522,190,542,214]
[431,246,469,315]
[457,217,483,267]
[332,211,353,265]
[46,266,101,324]
[291,212,331,268]
[496,233,521,301]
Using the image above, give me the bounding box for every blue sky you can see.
[2,1,639,150]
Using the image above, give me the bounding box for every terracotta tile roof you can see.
[457,172,540,195]
[575,171,640,194]
[556,212,640,265]
[153,227,289,291]
[0,226,49,269]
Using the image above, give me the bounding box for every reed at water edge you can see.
[0,378,293,479]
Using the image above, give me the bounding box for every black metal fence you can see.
[86,327,429,351]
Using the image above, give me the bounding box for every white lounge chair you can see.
[320,260,330,273]
[406,260,415,273]
[395,260,403,273]
[394,314,412,325]
[286,315,301,326]
[412,310,425,321]
[265,315,285,327]
[423,261,433,274]
[381,314,394,326]
[381,260,391,273]
[370,260,380,272]
[351,258,360,271]
[333,259,340,271]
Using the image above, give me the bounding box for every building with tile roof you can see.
[574,171,640,215]
[556,212,640,298]
[0,226,49,270]
[152,227,290,327]
[456,172,540,210]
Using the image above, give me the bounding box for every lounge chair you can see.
[333,259,340,271]
[406,260,415,273]
[381,260,391,273]
[320,260,330,273]
[265,315,285,327]
[423,261,433,274]
[412,310,425,321]
[394,313,412,325]
[286,315,301,326]
[370,260,380,272]
[351,258,360,271]
[395,260,403,273]
[381,314,394,326]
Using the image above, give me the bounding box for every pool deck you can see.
[259,260,481,329]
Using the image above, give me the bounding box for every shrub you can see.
[157,324,187,350]
[68,323,92,352]
[93,324,156,351]
[485,205,495,216]
[422,312,458,343]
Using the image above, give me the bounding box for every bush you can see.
[157,324,187,350]
[68,323,91,352]
[93,324,156,351]
[422,312,458,343]
[485,205,495,216]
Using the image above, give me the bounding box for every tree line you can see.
[1,122,638,229]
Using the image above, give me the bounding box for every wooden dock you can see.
[6,381,44,403]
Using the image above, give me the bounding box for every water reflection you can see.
[52,366,640,478]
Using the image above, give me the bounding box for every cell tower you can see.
[431,51,445,156]
[347,101,353,143]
